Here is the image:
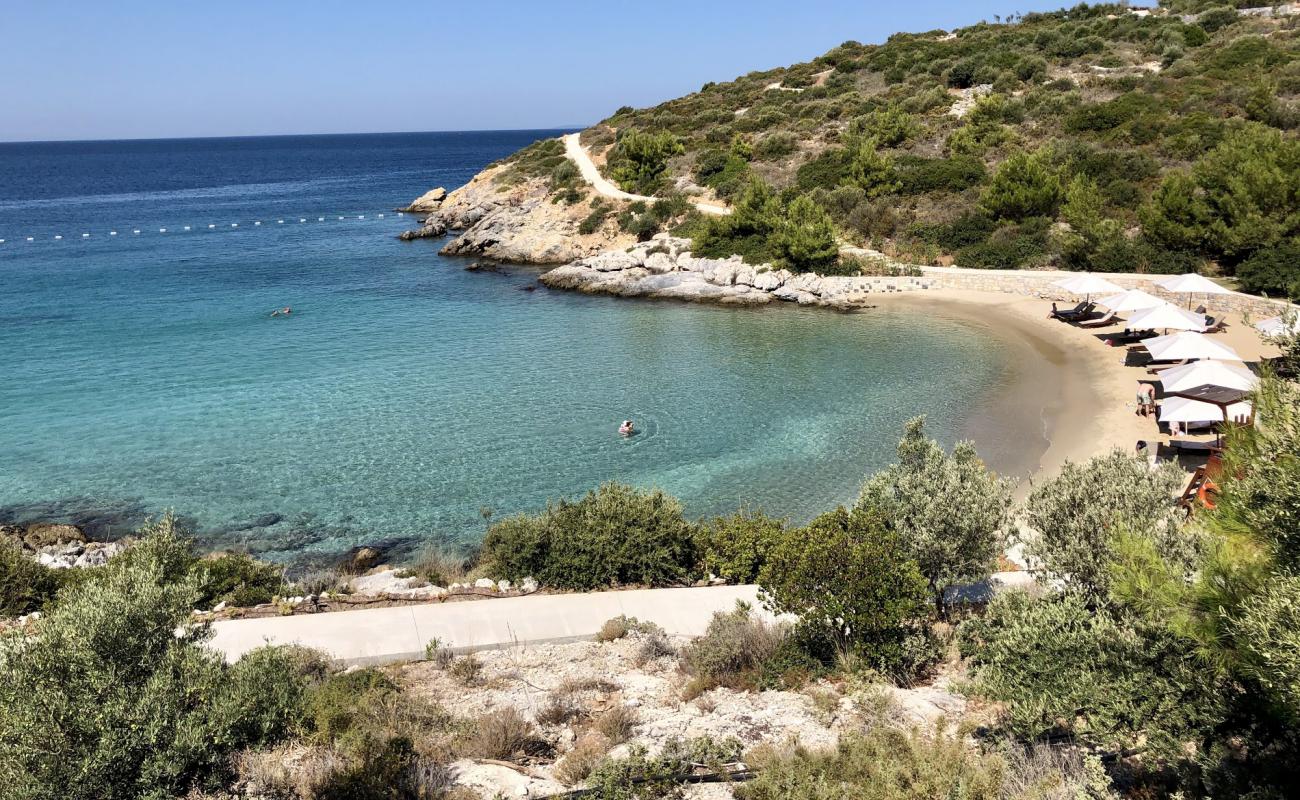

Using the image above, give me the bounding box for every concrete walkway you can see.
[209,584,763,666]
[561,133,730,216]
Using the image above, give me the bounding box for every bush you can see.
[680,602,789,687]
[607,130,683,195]
[795,148,851,192]
[594,705,639,745]
[759,507,932,678]
[956,218,1051,269]
[1023,450,1187,600]
[772,194,840,273]
[596,614,663,643]
[0,539,63,617]
[481,482,701,591]
[980,150,1061,221]
[196,551,285,608]
[1236,240,1300,300]
[579,199,612,235]
[699,509,785,584]
[895,155,986,195]
[858,417,1014,615]
[586,737,742,800]
[460,707,540,761]
[0,515,310,800]
[753,132,797,160]
[958,590,1220,754]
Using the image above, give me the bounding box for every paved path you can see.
[561,133,730,216]
[209,584,762,666]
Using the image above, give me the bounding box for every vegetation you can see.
[480,481,701,590]
[534,2,1300,292]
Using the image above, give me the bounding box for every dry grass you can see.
[448,654,483,686]
[633,631,677,666]
[409,543,471,587]
[554,734,611,785]
[459,707,541,761]
[236,743,348,800]
[593,704,639,744]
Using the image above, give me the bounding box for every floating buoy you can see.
[183,226,191,231]
[133,230,141,234]
[357,215,364,219]
[231,223,238,228]
[299,218,306,223]
[110,231,117,236]
[378,213,385,218]
[27,237,34,241]
[159,228,166,233]
[209,224,216,229]
[277,219,284,224]
[54,235,63,240]
[318,217,324,221]
[82,233,90,238]
[254,221,261,226]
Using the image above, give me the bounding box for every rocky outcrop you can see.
[400,165,633,264]
[539,236,933,309]
[1,521,126,570]
[400,187,447,213]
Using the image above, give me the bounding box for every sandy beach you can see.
[873,289,1278,497]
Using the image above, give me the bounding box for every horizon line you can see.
[0,125,590,146]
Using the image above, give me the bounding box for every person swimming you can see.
[618,419,635,437]
[270,306,292,317]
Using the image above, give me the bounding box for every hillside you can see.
[424,1,1300,299]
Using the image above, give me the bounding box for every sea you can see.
[0,130,1016,564]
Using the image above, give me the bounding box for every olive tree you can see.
[1023,450,1186,600]
[858,417,1014,616]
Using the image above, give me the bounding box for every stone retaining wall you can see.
[918,265,1297,319]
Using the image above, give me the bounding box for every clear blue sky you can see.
[2,0,1146,142]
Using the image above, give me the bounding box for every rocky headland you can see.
[399,164,634,263]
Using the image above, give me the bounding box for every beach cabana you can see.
[1098,288,1165,313]
[1054,274,1124,301]
[1142,331,1243,363]
[1156,273,1231,309]
[1127,303,1210,333]
[1159,360,1258,394]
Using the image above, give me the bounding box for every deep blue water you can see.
[0,131,1012,563]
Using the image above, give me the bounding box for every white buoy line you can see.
[0,211,402,248]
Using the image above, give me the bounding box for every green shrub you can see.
[858,417,1013,615]
[956,218,1051,269]
[847,138,901,197]
[699,509,785,584]
[579,199,612,235]
[607,130,684,195]
[773,194,840,273]
[958,591,1220,754]
[795,148,851,192]
[0,515,310,800]
[480,482,701,591]
[759,507,932,678]
[847,107,919,148]
[586,737,743,800]
[1235,240,1300,300]
[895,155,986,195]
[1023,450,1187,600]
[753,132,797,160]
[680,602,789,686]
[980,150,1061,221]
[0,539,64,617]
[195,551,284,608]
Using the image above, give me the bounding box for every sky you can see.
[2,0,1152,142]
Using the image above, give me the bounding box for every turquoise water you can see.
[0,132,1011,563]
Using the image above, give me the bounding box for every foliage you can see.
[698,509,785,584]
[0,538,64,617]
[0,514,310,800]
[858,417,1014,615]
[758,506,932,677]
[596,614,663,643]
[772,193,840,273]
[847,138,901,197]
[480,482,700,590]
[1023,450,1186,599]
[981,150,1061,222]
[680,602,790,686]
[1236,240,1300,300]
[196,551,285,608]
[958,590,1221,755]
[607,130,684,195]
[848,107,919,148]
[895,154,986,195]
[585,737,743,800]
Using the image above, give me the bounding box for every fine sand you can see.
[871,289,1277,498]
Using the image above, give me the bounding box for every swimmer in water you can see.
[619,419,635,436]
[270,306,292,317]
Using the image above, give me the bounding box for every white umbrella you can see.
[1156,273,1232,308]
[1256,314,1300,337]
[1159,396,1253,425]
[1054,274,1124,300]
[1144,331,1243,362]
[1098,288,1166,313]
[1159,360,1258,394]
[1127,303,1209,332]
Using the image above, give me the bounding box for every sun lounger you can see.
[1077,311,1118,328]
[1201,316,1225,333]
[1108,328,1156,345]
[1168,439,1221,454]
[1146,359,1189,375]
[1050,301,1092,321]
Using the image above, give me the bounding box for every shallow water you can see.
[0,131,1017,562]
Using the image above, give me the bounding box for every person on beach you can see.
[270,306,292,317]
[619,420,635,437]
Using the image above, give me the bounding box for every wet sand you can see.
[874,289,1277,498]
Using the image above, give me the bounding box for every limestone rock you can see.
[23,523,85,550]
[402,187,447,213]
[473,578,497,590]
[398,217,448,241]
[448,759,565,799]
